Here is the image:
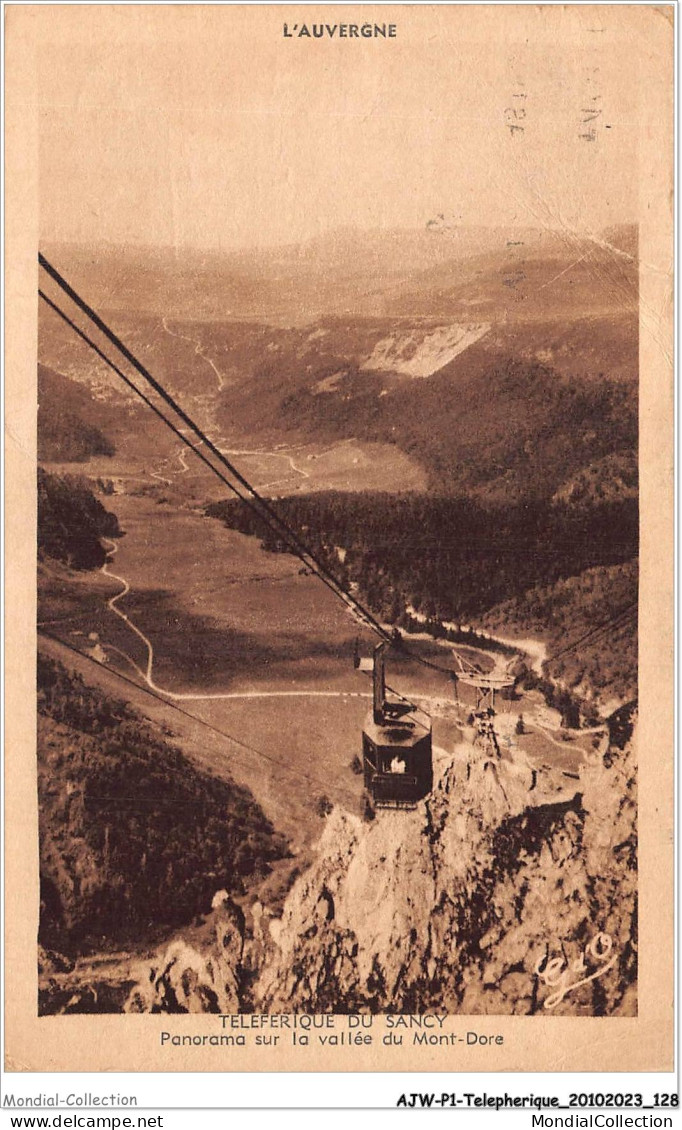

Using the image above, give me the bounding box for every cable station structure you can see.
[37,254,636,808]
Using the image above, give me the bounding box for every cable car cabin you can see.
[358,642,433,807]
[362,705,433,806]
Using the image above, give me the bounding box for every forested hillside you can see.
[37,469,121,569]
[38,364,116,462]
[38,656,289,957]
[484,560,637,705]
[206,492,637,623]
[213,353,636,502]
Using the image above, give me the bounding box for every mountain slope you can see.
[40,224,637,324]
[38,225,638,503]
[37,656,289,966]
[38,364,117,462]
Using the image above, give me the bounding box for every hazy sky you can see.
[34,5,642,251]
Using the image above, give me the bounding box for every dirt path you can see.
[161,316,226,392]
[480,630,548,674]
[405,603,548,676]
[100,537,454,713]
[220,443,311,483]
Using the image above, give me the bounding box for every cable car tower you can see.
[356,642,433,808]
[453,651,515,761]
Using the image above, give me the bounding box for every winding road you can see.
[97,541,458,716]
[93,539,577,763]
[100,538,373,704]
[150,434,312,494]
[150,433,204,483]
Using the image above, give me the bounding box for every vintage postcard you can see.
[4,4,674,1073]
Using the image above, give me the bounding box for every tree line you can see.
[38,468,122,570]
[205,491,638,626]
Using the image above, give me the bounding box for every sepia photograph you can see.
[4,3,674,1073]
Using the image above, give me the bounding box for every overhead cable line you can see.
[38,263,394,645]
[549,603,637,664]
[39,294,440,712]
[38,290,258,487]
[39,286,358,615]
[38,255,402,647]
[38,254,635,691]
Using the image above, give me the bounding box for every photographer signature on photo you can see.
[536,933,618,1009]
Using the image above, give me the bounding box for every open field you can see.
[42,432,425,510]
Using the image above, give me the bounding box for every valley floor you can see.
[39,482,599,853]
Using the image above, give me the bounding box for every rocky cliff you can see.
[253,722,636,1016]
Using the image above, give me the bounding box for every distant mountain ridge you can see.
[38,223,638,503]
[40,223,637,324]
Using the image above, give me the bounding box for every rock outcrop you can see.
[253,727,636,1016]
[124,892,245,1013]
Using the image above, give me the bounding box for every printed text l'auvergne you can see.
[283,22,397,39]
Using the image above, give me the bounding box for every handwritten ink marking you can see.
[504,91,527,137]
[535,932,618,1009]
[579,70,603,142]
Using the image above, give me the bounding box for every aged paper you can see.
[4,4,674,1073]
